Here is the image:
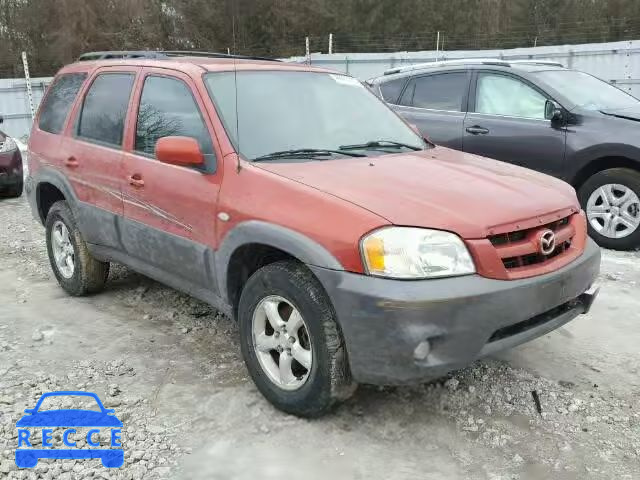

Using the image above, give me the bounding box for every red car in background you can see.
[0,115,24,198]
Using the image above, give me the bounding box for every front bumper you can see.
[310,238,601,385]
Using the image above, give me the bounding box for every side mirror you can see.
[155,136,204,167]
[545,100,563,122]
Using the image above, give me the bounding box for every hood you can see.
[255,147,579,239]
[600,105,640,122]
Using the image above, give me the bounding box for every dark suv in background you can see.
[0,115,23,198]
[369,59,640,250]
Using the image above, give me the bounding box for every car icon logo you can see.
[15,391,124,468]
[538,229,556,255]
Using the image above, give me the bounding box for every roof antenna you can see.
[232,9,241,172]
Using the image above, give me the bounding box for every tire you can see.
[0,180,22,198]
[45,200,110,296]
[238,260,356,417]
[578,168,640,250]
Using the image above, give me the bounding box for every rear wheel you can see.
[579,168,640,250]
[238,260,355,417]
[45,200,110,295]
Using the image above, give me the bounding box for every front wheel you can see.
[579,168,640,250]
[238,260,356,417]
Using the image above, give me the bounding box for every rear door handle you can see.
[465,126,490,135]
[128,174,145,188]
[64,156,79,168]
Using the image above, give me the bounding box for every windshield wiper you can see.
[339,140,423,152]
[253,148,366,161]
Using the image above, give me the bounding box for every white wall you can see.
[289,40,640,98]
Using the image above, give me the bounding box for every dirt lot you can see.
[0,194,639,480]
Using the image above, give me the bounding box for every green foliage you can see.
[1,0,640,77]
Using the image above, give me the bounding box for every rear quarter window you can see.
[38,73,87,134]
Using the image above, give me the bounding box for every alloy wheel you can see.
[51,220,75,279]
[252,295,313,391]
[586,183,640,239]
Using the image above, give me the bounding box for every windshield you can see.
[204,70,424,160]
[535,70,639,111]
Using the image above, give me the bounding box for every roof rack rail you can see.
[160,51,281,62]
[77,50,281,63]
[77,51,167,61]
[383,58,510,75]
[383,58,566,75]
[508,60,565,67]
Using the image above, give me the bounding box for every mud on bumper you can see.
[310,239,601,385]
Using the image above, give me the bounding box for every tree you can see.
[1,0,640,77]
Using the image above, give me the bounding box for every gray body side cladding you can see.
[88,243,232,316]
[27,168,79,224]
[28,168,345,316]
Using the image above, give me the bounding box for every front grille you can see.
[489,215,575,271]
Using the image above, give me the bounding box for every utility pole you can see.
[21,52,35,122]
[329,33,333,54]
[436,31,440,61]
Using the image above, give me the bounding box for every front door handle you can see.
[64,156,79,168]
[465,126,490,135]
[128,174,145,188]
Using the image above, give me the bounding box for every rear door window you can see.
[135,75,212,156]
[76,73,135,147]
[38,73,87,134]
[379,78,407,104]
[399,72,468,111]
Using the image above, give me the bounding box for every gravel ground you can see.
[0,195,639,480]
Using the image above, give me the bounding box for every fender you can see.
[30,166,81,224]
[567,143,640,185]
[215,221,344,304]
[30,166,121,250]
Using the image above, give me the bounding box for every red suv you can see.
[26,52,600,417]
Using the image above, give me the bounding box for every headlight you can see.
[361,227,475,279]
[0,136,17,153]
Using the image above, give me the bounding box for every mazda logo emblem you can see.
[539,229,556,255]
